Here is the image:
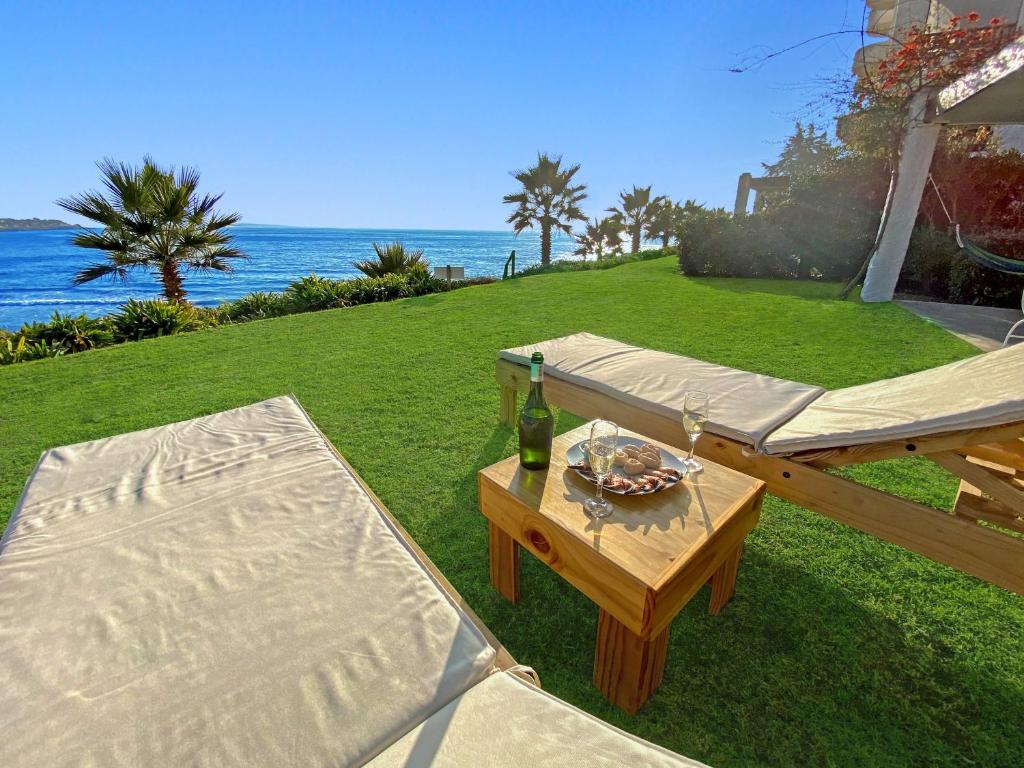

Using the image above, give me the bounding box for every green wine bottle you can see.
[518,352,554,470]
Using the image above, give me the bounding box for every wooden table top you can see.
[478,421,765,590]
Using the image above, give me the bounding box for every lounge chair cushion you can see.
[500,332,824,449]
[0,396,496,767]
[368,670,708,767]
[763,341,1024,454]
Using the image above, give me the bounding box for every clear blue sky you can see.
[2,1,865,230]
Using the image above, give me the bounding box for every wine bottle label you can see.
[530,362,542,382]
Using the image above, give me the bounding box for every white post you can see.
[861,89,942,302]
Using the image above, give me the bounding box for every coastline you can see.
[0,225,576,329]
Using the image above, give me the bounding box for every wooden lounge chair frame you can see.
[497,358,1024,595]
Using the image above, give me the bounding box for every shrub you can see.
[109,299,207,341]
[285,274,352,313]
[220,291,292,322]
[20,311,114,352]
[897,226,1024,307]
[344,274,415,305]
[0,333,27,365]
[896,227,958,298]
[458,276,499,287]
[678,215,804,279]
[0,333,66,364]
[514,248,672,278]
[353,241,426,277]
[405,262,450,296]
[1,265,488,366]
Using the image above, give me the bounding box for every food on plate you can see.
[638,450,661,469]
[623,457,646,475]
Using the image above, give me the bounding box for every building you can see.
[852,0,1024,301]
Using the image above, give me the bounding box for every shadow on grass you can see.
[445,509,1021,766]
[403,406,1021,765]
[671,271,872,304]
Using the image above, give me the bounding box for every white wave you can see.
[0,297,128,307]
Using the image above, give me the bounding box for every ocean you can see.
[0,225,577,329]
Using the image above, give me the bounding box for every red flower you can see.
[989,17,1002,26]
[949,15,961,26]
[967,11,981,22]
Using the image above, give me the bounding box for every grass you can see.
[2,256,1022,767]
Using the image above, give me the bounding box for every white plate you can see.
[565,437,686,496]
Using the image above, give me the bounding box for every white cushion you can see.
[763,341,1024,454]
[0,396,496,767]
[369,670,708,767]
[501,333,824,449]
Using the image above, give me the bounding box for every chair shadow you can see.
[417,414,1022,765]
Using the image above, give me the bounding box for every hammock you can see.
[929,175,1024,275]
[955,226,1024,275]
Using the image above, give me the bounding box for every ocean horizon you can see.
[0,224,577,329]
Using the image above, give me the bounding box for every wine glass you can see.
[682,391,709,474]
[584,420,618,519]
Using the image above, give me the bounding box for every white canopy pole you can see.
[861,88,941,302]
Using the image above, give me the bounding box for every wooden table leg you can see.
[489,521,520,603]
[708,543,743,615]
[593,609,669,714]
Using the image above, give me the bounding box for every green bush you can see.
[0,312,111,364]
[0,333,28,365]
[109,299,208,341]
[678,215,806,279]
[220,291,292,322]
[1,267,487,366]
[21,311,113,352]
[353,241,426,277]
[404,262,447,296]
[896,227,958,298]
[1,333,66,364]
[513,248,672,279]
[897,226,1024,307]
[285,274,352,313]
[344,273,414,304]
[457,276,499,287]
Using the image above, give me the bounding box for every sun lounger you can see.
[498,333,1024,594]
[0,396,704,767]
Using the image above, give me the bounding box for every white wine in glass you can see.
[584,420,618,518]
[682,391,709,473]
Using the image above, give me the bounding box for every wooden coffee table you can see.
[478,421,765,713]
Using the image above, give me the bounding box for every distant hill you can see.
[0,218,80,232]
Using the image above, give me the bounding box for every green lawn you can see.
[2,257,1022,766]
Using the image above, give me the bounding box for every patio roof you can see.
[935,32,1024,125]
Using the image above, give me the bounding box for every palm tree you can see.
[607,185,665,254]
[503,153,587,265]
[57,158,243,303]
[353,241,426,277]
[574,216,623,260]
[644,199,680,249]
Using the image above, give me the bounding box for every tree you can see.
[607,185,665,254]
[57,158,243,303]
[503,153,587,265]
[574,216,623,260]
[762,122,839,178]
[353,241,426,277]
[644,199,681,249]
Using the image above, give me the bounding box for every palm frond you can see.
[503,153,588,238]
[72,262,133,285]
[57,156,245,301]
